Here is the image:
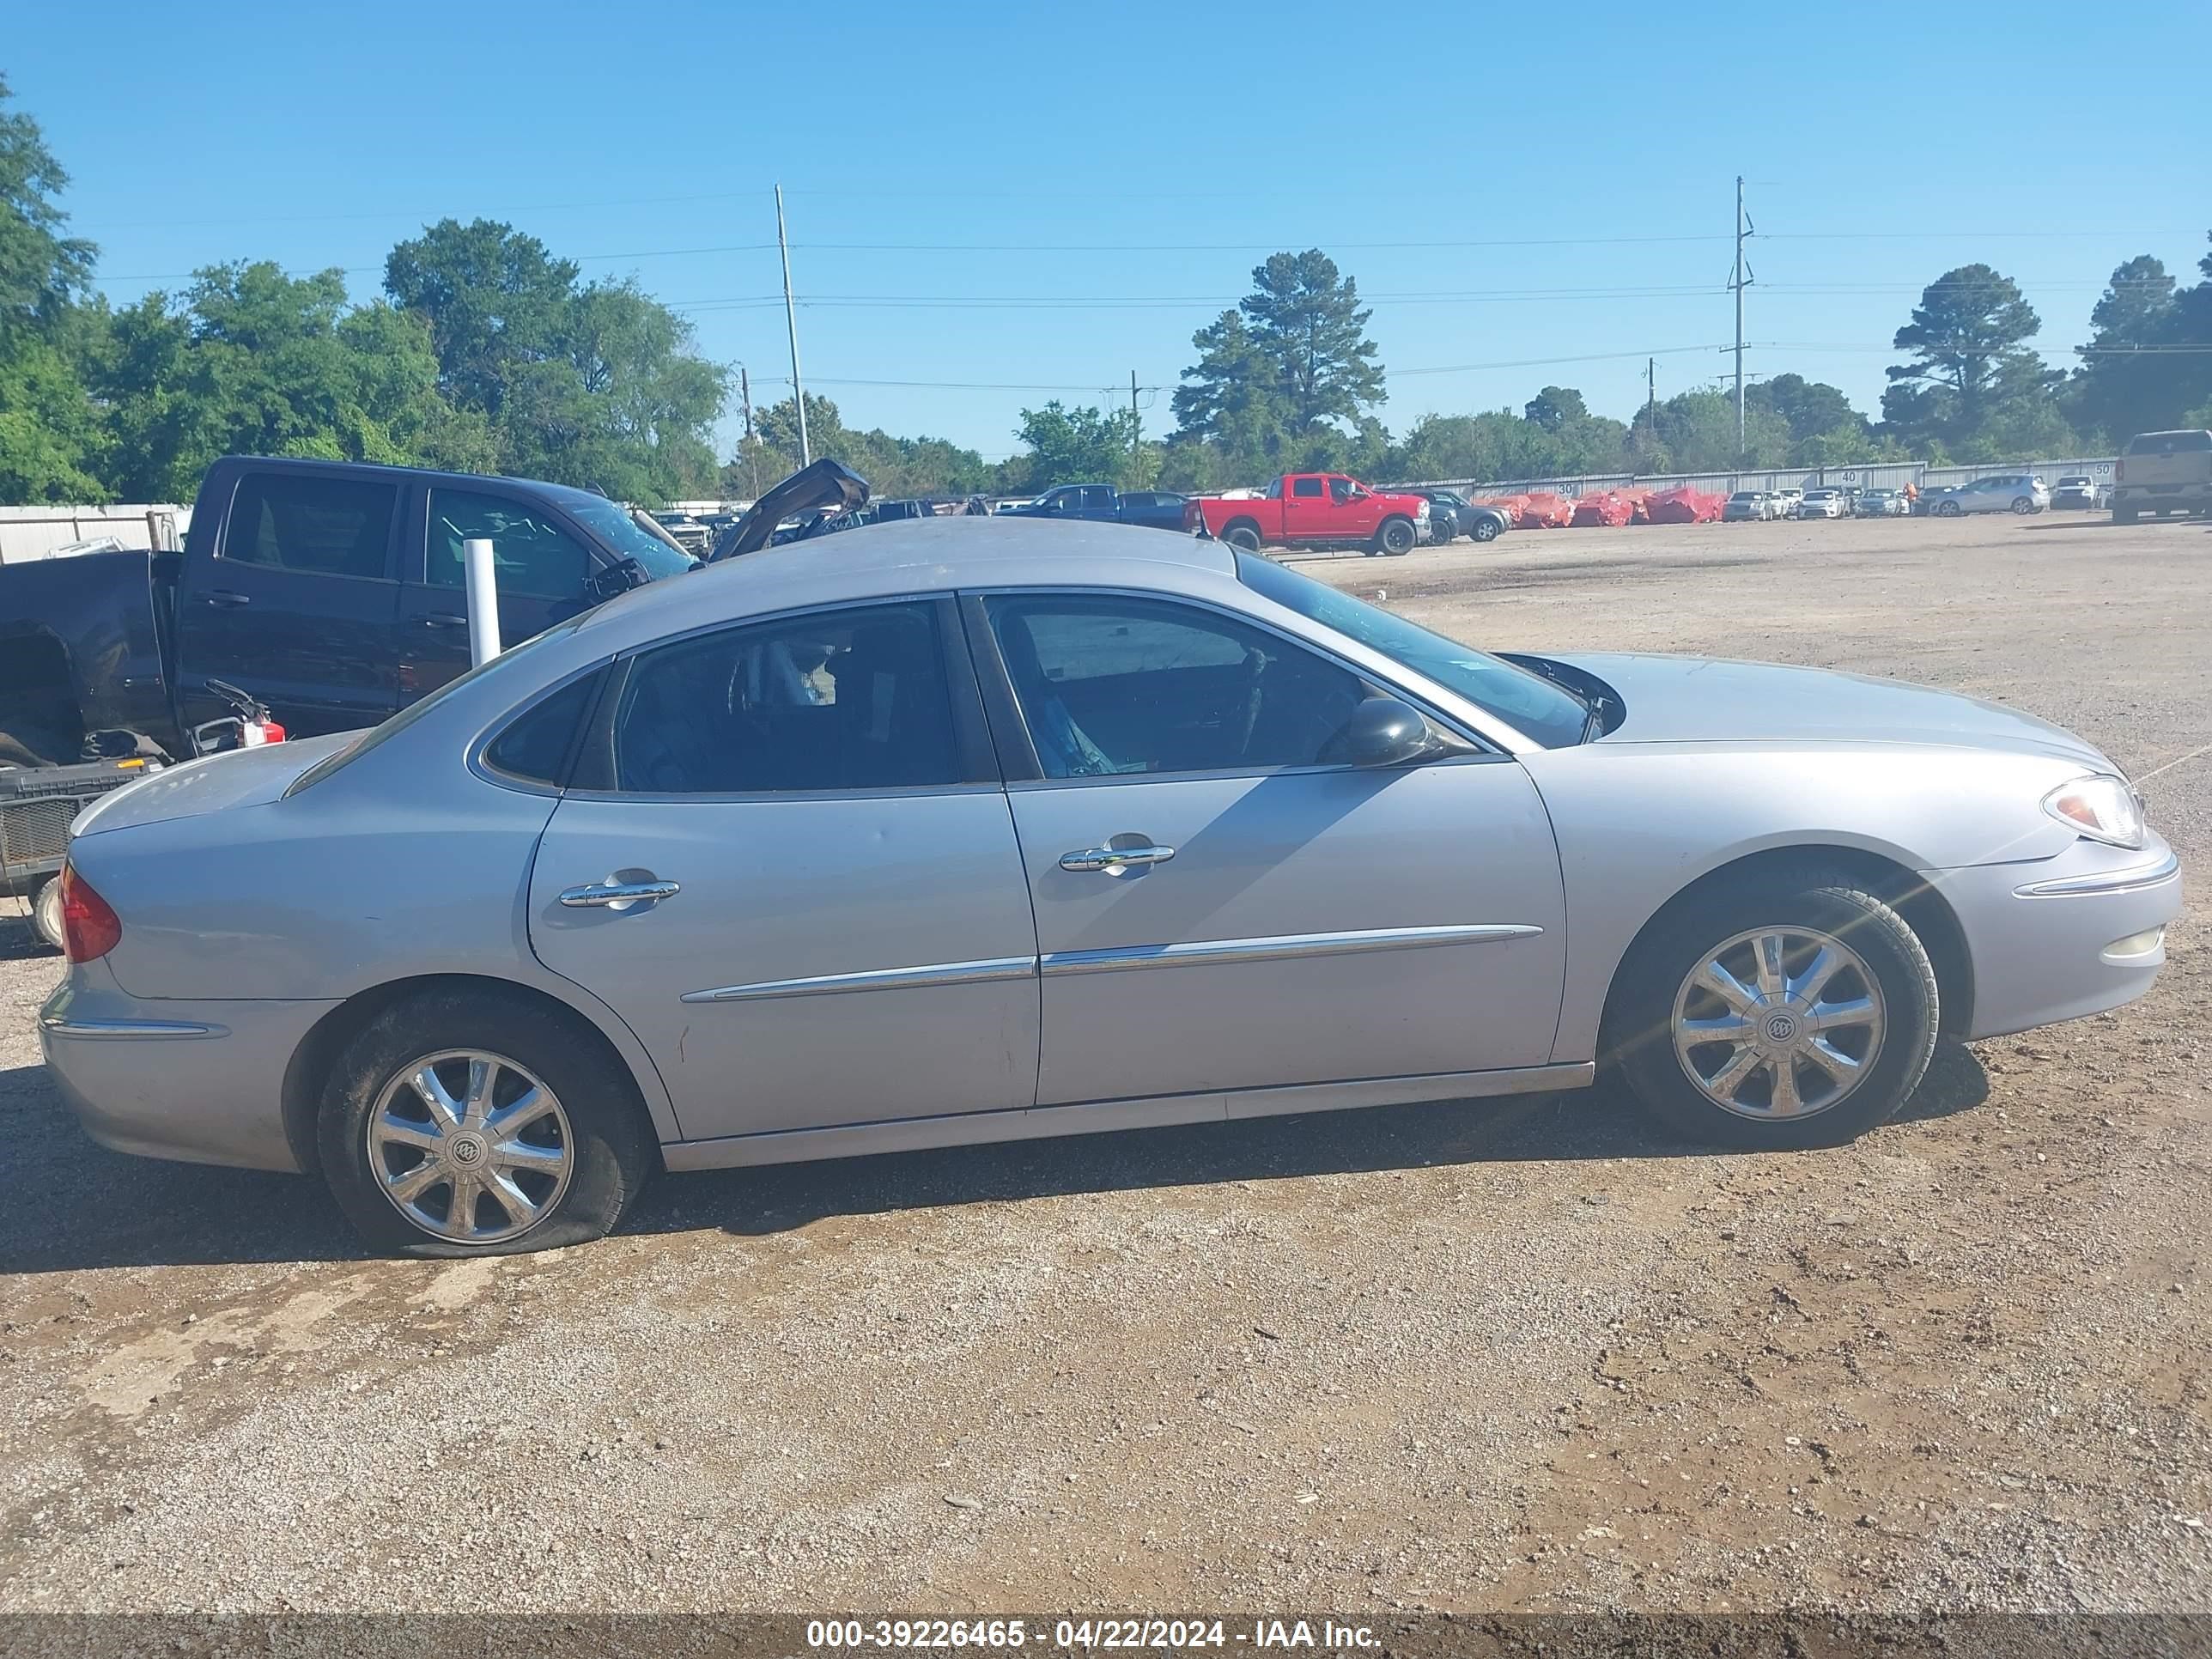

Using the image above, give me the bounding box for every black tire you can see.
[1471,515,1503,543]
[2011,496,2034,514]
[1936,500,1962,518]
[317,987,655,1257]
[1223,523,1263,554]
[1375,516,1417,556]
[30,876,65,952]
[1609,871,1939,1152]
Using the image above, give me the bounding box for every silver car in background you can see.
[40,520,2180,1255]
[1929,474,2051,516]
[1722,490,1779,522]
[1856,488,1910,517]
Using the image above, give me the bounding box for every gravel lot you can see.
[1,509,2206,1616]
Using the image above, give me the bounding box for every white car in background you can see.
[1792,489,1846,520]
[1772,488,1805,515]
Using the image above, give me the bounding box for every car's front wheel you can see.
[1611,872,1939,1150]
[1936,500,1962,517]
[1375,516,1418,556]
[30,875,64,951]
[318,988,655,1256]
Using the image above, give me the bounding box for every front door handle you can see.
[1060,842,1176,875]
[419,612,469,629]
[204,590,252,608]
[558,878,681,908]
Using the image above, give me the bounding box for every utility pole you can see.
[738,364,759,498]
[1645,356,1656,423]
[1729,175,1753,459]
[1130,370,1140,477]
[775,184,810,466]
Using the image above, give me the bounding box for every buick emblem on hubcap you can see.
[1765,1012,1797,1043]
[449,1135,485,1167]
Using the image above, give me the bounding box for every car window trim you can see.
[416,482,618,599]
[962,584,1508,789]
[214,468,404,585]
[468,660,616,796]
[559,592,1000,803]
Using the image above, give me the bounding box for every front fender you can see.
[1518,740,2087,1062]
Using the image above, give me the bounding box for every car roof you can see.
[574,516,1238,646]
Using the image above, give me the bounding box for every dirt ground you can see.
[0,509,2206,1616]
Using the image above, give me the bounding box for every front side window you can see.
[611,602,959,794]
[987,594,1368,780]
[1328,477,1354,503]
[222,473,397,580]
[428,489,592,598]
[1234,550,1589,749]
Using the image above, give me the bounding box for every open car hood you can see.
[707,459,872,562]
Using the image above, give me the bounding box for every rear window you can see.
[2124,431,2212,455]
[222,473,397,580]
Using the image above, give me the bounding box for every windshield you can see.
[1234,550,1590,748]
[556,495,697,580]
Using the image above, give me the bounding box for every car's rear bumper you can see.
[1926,835,2182,1040]
[39,963,337,1172]
[2113,483,2211,508]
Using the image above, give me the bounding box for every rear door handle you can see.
[204,590,252,608]
[1060,841,1176,874]
[558,878,681,908]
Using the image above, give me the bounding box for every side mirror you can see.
[1321,696,1468,769]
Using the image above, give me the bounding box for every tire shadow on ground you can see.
[0,1045,1990,1273]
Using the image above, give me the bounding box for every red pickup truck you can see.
[1185,472,1432,556]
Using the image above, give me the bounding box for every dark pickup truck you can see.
[1000,484,1188,532]
[0,454,709,940]
[0,454,701,770]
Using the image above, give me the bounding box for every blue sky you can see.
[11,0,2210,464]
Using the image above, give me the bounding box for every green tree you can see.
[95,263,494,501]
[728,393,992,501]
[383,219,579,419]
[0,73,104,500]
[1883,264,2066,454]
[1013,400,1143,489]
[1172,249,1385,482]
[1522,386,1588,433]
[2063,253,2211,444]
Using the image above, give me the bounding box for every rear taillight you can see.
[59,862,122,963]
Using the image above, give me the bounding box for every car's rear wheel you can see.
[1223,524,1263,553]
[1376,516,1417,556]
[1471,515,1502,543]
[29,876,64,951]
[318,988,654,1256]
[2011,496,2035,514]
[1611,872,1939,1150]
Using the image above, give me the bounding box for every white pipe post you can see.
[463,538,502,665]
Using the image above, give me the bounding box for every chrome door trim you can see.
[38,1015,228,1040]
[1039,922,1542,977]
[680,955,1039,1004]
[2013,849,2180,897]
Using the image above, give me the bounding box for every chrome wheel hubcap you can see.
[1671,927,1886,1121]
[367,1050,573,1243]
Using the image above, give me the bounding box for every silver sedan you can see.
[40,520,2182,1255]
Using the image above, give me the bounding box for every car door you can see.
[526,596,1041,1145]
[173,466,404,738]
[1279,475,1331,540]
[396,483,606,705]
[1328,475,1382,538]
[970,589,1567,1109]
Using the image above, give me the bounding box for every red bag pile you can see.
[1645,487,1725,524]
[1517,491,1577,528]
[1571,492,1635,527]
